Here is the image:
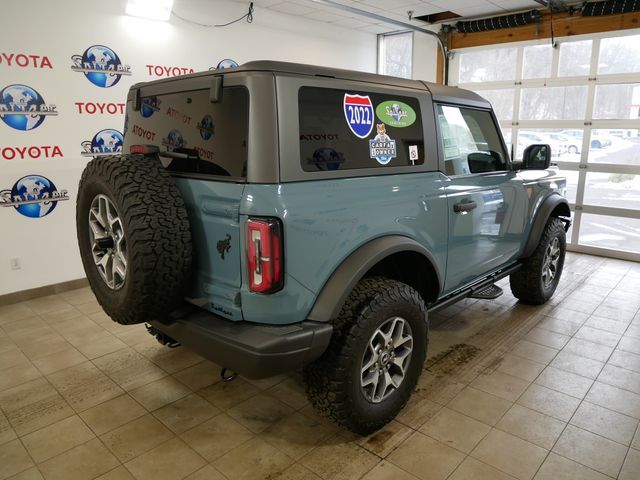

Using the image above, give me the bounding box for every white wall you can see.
[0,0,376,295]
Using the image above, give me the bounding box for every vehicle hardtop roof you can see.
[130,60,489,108]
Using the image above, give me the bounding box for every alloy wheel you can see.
[360,316,414,403]
[88,194,127,290]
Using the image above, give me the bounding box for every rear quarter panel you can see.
[240,173,448,324]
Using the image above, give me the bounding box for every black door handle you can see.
[453,201,477,213]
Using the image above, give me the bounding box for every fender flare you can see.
[307,236,442,323]
[522,193,571,258]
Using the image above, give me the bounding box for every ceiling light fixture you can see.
[125,0,174,21]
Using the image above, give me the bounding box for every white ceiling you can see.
[226,0,546,33]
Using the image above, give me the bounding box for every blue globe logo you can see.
[163,129,185,151]
[141,96,159,118]
[11,175,59,218]
[0,85,47,131]
[310,148,344,171]
[198,114,214,140]
[92,129,124,155]
[216,59,238,69]
[82,45,124,88]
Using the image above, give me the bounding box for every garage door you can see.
[450,29,640,262]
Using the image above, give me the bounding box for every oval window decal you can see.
[375,100,417,128]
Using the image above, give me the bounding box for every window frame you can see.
[434,102,512,178]
[297,86,427,173]
[377,31,414,79]
[159,86,250,181]
[128,79,252,183]
[276,75,439,182]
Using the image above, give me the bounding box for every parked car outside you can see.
[518,131,568,158]
[560,129,612,149]
[547,133,580,155]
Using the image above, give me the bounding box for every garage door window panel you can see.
[522,44,553,79]
[473,89,515,121]
[458,47,517,83]
[515,128,582,161]
[520,86,588,121]
[559,168,579,204]
[579,213,640,254]
[598,34,640,75]
[558,40,593,77]
[583,173,640,211]
[593,84,640,120]
[587,129,640,164]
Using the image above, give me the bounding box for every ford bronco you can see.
[76,61,571,434]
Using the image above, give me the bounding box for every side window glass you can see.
[298,87,424,171]
[436,104,507,176]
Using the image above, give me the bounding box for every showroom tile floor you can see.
[1,252,640,480]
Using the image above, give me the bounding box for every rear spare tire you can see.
[76,155,192,325]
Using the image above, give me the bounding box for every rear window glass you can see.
[125,87,248,178]
[298,87,424,172]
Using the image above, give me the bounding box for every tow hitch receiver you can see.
[221,368,238,382]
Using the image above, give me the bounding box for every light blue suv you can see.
[76,61,571,434]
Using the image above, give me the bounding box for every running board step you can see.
[469,284,503,300]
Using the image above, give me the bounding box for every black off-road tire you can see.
[303,277,428,435]
[76,155,192,325]
[510,217,566,305]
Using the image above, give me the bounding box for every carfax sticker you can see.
[375,100,416,128]
[344,94,374,138]
[369,124,396,165]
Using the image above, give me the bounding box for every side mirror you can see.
[522,144,551,170]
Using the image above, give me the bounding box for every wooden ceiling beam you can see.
[450,9,640,50]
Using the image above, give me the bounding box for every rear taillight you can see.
[246,217,283,293]
[130,144,159,155]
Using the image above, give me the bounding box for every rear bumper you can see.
[150,308,333,379]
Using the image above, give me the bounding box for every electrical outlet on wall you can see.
[10,258,21,270]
